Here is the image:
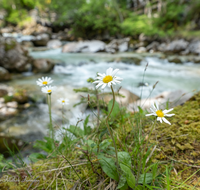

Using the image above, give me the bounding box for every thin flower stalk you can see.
[93,67,122,172]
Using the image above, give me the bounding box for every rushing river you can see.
[3,46,200,141]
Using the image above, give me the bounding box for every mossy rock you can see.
[145,91,200,181]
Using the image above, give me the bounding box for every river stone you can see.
[105,38,130,53]
[127,90,193,112]
[21,41,34,48]
[165,39,189,53]
[47,40,62,49]
[186,40,200,55]
[32,33,50,46]
[115,57,142,65]
[0,37,32,72]
[62,40,105,53]
[158,43,167,52]
[98,88,140,107]
[146,41,160,52]
[0,89,8,97]
[32,59,55,73]
[136,47,147,53]
[0,67,11,81]
[168,57,183,64]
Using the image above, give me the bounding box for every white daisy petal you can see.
[97,73,104,77]
[151,102,157,111]
[108,82,111,87]
[155,101,159,110]
[93,80,101,84]
[101,84,107,89]
[150,107,156,114]
[114,76,123,81]
[111,69,119,76]
[106,68,112,75]
[158,117,162,123]
[111,81,116,85]
[162,117,171,125]
[96,83,103,89]
[163,108,173,114]
[146,113,156,116]
[165,113,175,117]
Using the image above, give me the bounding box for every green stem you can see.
[48,94,54,141]
[62,104,64,126]
[106,85,119,172]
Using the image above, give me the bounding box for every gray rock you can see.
[32,33,50,46]
[47,39,62,49]
[99,88,140,107]
[168,57,183,64]
[114,57,143,65]
[136,47,147,53]
[62,40,105,53]
[21,41,34,48]
[0,88,8,97]
[0,67,11,81]
[0,37,32,72]
[127,90,193,112]
[158,43,167,52]
[165,39,189,53]
[105,38,130,53]
[186,40,200,55]
[146,41,160,51]
[32,59,55,73]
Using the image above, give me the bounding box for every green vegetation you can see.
[1,0,200,39]
[0,74,200,189]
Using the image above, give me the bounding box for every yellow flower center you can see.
[103,75,113,83]
[156,110,164,117]
[42,81,48,85]
[47,89,52,93]
[62,100,65,103]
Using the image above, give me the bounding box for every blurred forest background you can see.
[1,0,200,40]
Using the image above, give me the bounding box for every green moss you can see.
[145,92,200,183]
[4,41,17,52]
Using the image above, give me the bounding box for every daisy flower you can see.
[41,85,55,94]
[146,101,175,125]
[93,67,122,89]
[57,98,69,105]
[36,76,53,86]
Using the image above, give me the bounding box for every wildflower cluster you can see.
[36,76,69,105]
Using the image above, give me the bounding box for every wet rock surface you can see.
[0,67,11,81]
[0,37,33,72]
[32,59,55,73]
[32,33,50,46]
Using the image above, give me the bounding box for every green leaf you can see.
[29,153,46,162]
[98,155,119,181]
[138,106,144,114]
[117,175,128,190]
[99,139,112,150]
[120,163,135,189]
[67,125,84,137]
[83,115,92,135]
[33,137,54,153]
[108,99,120,118]
[118,152,132,167]
[138,173,153,184]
